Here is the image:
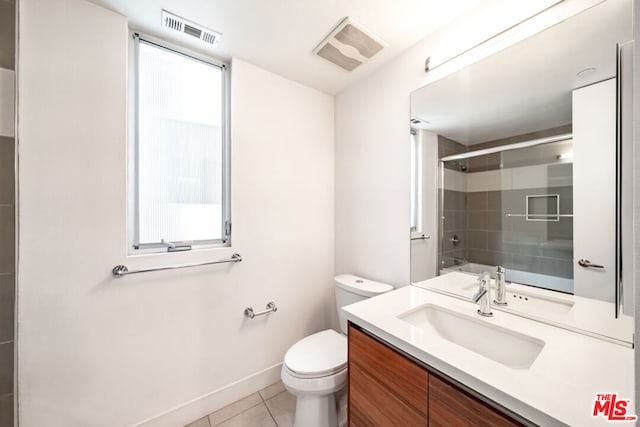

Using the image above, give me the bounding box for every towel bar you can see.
[112,253,242,277]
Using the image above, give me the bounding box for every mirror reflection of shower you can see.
[448,160,467,172]
[438,129,574,294]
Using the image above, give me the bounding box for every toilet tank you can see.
[335,274,393,334]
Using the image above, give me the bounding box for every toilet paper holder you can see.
[245,302,277,319]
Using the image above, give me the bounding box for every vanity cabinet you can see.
[348,324,427,426]
[429,374,521,427]
[348,323,522,427]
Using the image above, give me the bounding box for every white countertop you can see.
[342,285,634,426]
[414,271,634,345]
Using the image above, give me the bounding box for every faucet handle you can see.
[471,287,487,303]
[496,265,505,274]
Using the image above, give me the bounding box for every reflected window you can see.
[410,132,422,232]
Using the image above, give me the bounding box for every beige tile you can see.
[183,416,211,427]
[215,404,276,427]
[258,381,286,401]
[208,393,262,426]
[264,391,296,427]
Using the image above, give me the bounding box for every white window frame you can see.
[128,32,231,254]
[410,131,422,234]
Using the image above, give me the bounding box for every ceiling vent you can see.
[161,10,222,46]
[313,17,387,72]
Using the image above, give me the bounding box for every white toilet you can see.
[281,274,393,427]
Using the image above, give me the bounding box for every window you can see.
[410,131,422,233]
[130,34,230,253]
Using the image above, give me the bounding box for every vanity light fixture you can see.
[423,0,562,75]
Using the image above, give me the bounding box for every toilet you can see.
[281,274,393,427]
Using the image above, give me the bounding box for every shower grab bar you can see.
[411,234,430,241]
[111,253,242,277]
[440,133,573,162]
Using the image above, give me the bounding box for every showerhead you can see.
[452,160,467,172]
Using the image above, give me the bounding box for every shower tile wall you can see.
[438,136,468,268]
[0,0,15,426]
[465,187,573,278]
[464,126,573,278]
[442,189,467,267]
[439,127,574,279]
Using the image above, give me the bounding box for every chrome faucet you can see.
[493,266,508,306]
[471,272,493,317]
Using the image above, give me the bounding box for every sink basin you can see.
[398,304,545,369]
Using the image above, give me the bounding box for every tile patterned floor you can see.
[184,381,296,427]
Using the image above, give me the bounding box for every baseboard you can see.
[133,362,283,427]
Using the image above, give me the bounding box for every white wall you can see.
[633,0,640,414]
[410,130,438,282]
[17,1,335,426]
[573,79,617,302]
[335,0,605,287]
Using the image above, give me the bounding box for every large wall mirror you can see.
[409,0,634,345]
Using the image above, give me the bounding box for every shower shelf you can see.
[505,214,573,217]
[506,213,573,222]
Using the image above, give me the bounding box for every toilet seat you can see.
[284,329,347,379]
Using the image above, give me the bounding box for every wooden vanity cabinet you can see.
[348,323,522,427]
[429,374,522,427]
[348,324,428,426]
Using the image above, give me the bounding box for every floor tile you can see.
[183,416,211,427]
[215,404,276,427]
[208,393,262,426]
[264,391,296,427]
[259,380,286,401]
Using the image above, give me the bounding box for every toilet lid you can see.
[284,329,347,378]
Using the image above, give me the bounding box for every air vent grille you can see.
[161,10,222,46]
[164,15,183,32]
[202,32,217,45]
[313,17,386,72]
